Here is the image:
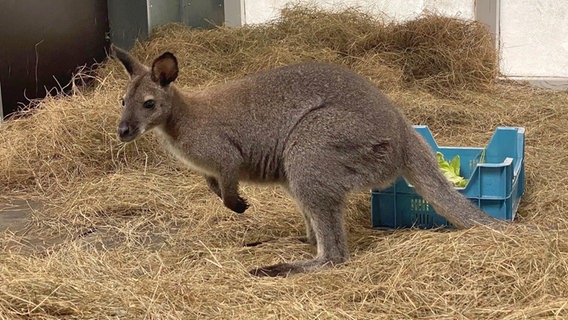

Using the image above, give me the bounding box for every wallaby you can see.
[110,44,505,277]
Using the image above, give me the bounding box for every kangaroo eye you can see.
[143,100,155,109]
[120,98,125,108]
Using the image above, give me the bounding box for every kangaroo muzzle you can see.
[117,121,139,142]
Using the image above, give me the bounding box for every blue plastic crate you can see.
[371,126,525,229]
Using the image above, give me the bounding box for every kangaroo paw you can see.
[233,196,249,213]
[224,196,249,214]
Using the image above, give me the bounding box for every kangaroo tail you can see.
[401,127,506,229]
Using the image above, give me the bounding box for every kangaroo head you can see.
[111,45,179,142]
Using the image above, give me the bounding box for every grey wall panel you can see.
[182,0,224,28]
[149,0,181,31]
[107,0,149,50]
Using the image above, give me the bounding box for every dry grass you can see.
[1,5,568,319]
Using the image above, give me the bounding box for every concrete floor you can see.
[0,199,68,254]
[0,199,36,233]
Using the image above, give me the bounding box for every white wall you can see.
[232,0,568,83]
[242,0,475,24]
[500,0,568,78]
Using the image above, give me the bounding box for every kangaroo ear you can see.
[110,44,146,77]
[151,52,179,87]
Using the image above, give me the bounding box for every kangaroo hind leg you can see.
[250,173,349,277]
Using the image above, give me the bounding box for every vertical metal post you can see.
[224,0,244,27]
[475,0,500,48]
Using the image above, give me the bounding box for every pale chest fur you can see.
[154,128,217,177]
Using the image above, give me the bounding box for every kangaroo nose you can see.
[118,122,130,139]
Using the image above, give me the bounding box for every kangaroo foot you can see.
[249,258,342,277]
[244,236,313,247]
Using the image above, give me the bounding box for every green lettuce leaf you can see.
[436,152,468,188]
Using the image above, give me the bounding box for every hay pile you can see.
[1,5,568,319]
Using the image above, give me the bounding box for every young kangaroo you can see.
[111,44,505,277]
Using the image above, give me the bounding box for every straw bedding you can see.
[1,6,567,319]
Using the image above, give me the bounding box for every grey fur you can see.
[111,45,506,277]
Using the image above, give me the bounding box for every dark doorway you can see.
[0,0,110,118]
